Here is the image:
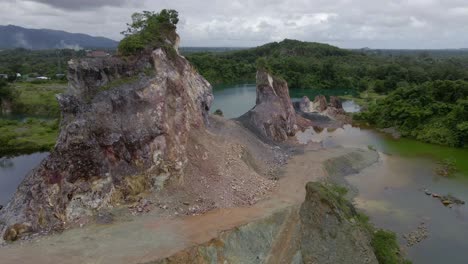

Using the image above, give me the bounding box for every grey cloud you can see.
[2,0,468,48]
[27,0,137,10]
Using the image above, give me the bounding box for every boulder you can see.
[298,96,313,112]
[0,40,213,239]
[313,95,328,112]
[239,69,297,142]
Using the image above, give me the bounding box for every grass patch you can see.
[372,229,412,264]
[11,81,66,117]
[0,118,59,157]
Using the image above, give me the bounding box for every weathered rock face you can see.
[0,45,213,239]
[239,70,297,142]
[313,95,328,112]
[153,182,378,264]
[329,96,343,109]
[299,182,377,264]
[298,96,313,113]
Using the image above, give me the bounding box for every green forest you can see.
[0,48,87,79]
[186,39,468,90]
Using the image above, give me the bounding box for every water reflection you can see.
[342,100,361,113]
[0,152,49,205]
[212,85,361,119]
[348,154,468,264]
[211,84,256,119]
[296,123,468,264]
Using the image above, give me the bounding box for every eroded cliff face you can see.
[239,70,298,142]
[0,44,213,239]
[152,182,378,264]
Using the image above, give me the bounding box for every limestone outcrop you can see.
[0,42,213,240]
[239,69,298,142]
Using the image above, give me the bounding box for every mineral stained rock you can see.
[0,40,213,240]
[239,69,298,142]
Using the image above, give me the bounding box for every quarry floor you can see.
[0,144,375,264]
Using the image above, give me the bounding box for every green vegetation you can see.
[0,81,64,157]
[372,230,411,264]
[10,81,66,117]
[315,182,411,264]
[188,40,468,149]
[357,80,468,147]
[435,158,457,177]
[0,79,16,114]
[118,10,179,56]
[187,39,468,90]
[0,48,86,79]
[0,118,59,157]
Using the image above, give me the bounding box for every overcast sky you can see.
[1,0,468,48]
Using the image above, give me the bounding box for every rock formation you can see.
[239,69,298,142]
[153,182,378,264]
[294,94,351,125]
[330,95,343,109]
[298,96,313,112]
[0,36,214,239]
[313,95,328,112]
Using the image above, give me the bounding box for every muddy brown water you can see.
[297,125,468,264]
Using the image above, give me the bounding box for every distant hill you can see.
[0,25,118,50]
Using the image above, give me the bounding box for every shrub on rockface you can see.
[118,10,179,56]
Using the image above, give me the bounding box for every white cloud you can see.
[1,0,468,48]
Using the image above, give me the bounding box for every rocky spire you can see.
[239,69,297,142]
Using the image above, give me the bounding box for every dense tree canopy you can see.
[118,10,179,56]
[187,39,468,92]
[0,48,85,79]
[357,80,468,147]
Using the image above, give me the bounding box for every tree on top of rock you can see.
[118,9,179,56]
